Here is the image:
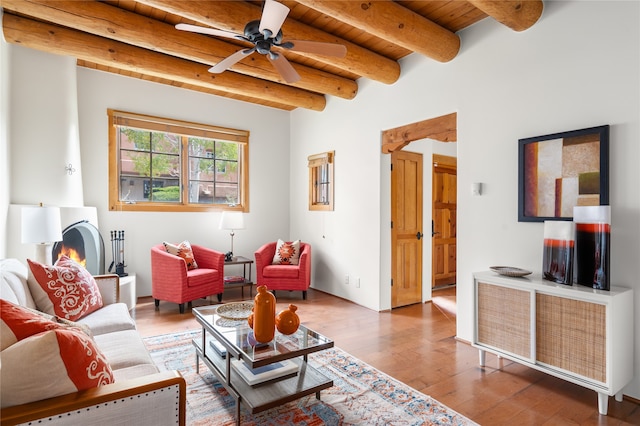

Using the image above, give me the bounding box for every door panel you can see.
[391,150,423,307]
[432,155,457,288]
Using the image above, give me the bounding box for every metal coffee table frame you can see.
[192,306,334,425]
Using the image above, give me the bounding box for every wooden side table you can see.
[223,256,254,299]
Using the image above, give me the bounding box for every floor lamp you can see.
[21,204,63,265]
[219,211,245,260]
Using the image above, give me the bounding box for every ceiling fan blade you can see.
[175,23,244,41]
[285,40,347,58]
[208,49,254,74]
[268,53,301,84]
[259,0,290,38]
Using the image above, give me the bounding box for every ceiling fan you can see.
[175,0,347,84]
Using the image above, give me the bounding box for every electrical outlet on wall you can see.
[356,277,360,288]
[345,275,349,285]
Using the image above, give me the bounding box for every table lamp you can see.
[21,203,63,265]
[219,211,244,260]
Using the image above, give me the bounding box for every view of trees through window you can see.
[109,109,248,212]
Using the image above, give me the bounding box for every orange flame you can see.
[58,245,86,268]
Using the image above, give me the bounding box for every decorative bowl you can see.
[216,302,254,320]
[489,266,532,277]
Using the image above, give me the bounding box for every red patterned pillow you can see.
[27,255,103,321]
[1,299,61,350]
[0,299,92,351]
[272,239,301,265]
[0,328,114,408]
[163,240,198,270]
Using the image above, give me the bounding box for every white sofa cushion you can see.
[0,258,36,309]
[112,364,160,382]
[78,302,136,335]
[94,329,155,370]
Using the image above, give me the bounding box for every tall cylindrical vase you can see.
[542,220,575,285]
[574,206,611,290]
[253,285,276,343]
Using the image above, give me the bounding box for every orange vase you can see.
[276,304,300,335]
[253,285,276,343]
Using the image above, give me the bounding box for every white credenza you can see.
[472,271,634,415]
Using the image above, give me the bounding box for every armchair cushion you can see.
[263,265,300,279]
[27,256,103,321]
[162,240,198,270]
[0,328,114,408]
[272,239,301,265]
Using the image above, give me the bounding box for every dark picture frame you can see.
[518,125,609,222]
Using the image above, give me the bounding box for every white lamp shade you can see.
[21,205,63,243]
[219,211,245,231]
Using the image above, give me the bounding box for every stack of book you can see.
[231,358,299,386]
[224,275,246,283]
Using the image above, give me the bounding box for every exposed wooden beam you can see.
[467,0,544,32]
[381,113,457,154]
[296,0,460,63]
[2,13,326,111]
[1,0,357,100]
[137,0,401,84]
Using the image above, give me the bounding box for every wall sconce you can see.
[472,182,483,196]
[65,163,76,175]
[21,203,63,265]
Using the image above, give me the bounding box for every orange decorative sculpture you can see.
[276,304,300,335]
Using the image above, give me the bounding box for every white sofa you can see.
[0,258,186,425]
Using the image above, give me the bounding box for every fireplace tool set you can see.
[108,230,128,277]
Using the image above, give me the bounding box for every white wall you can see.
[4,44,292,297]
[0,10,9,259]
[290,0,640,398]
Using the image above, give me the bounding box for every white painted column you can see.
[8,45,84,207]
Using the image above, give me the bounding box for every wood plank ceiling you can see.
[2,0,543,111]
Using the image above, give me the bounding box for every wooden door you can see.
[432,154,457,288]
[391,150,423,308]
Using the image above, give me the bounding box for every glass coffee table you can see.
[192,306,334,425]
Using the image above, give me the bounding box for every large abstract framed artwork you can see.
[518,125,609,222]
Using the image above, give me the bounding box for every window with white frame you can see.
[108,109,249,212]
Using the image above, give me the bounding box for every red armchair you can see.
[151,244,224,313]
[254,242,311,300]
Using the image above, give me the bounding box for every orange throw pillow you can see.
[27,255,103,321]
[0,328,114,408]
[163,240,199,270]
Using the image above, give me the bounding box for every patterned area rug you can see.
[144,329,477,426]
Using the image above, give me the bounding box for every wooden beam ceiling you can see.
[3,13,326,111]
[1,0,544,111]
[2,0,357,101]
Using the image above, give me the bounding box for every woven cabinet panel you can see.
[536,293,606,383]
[477,282,531,358]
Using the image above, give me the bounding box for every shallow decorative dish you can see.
[216,302,253,320]
[490,266,532,277]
